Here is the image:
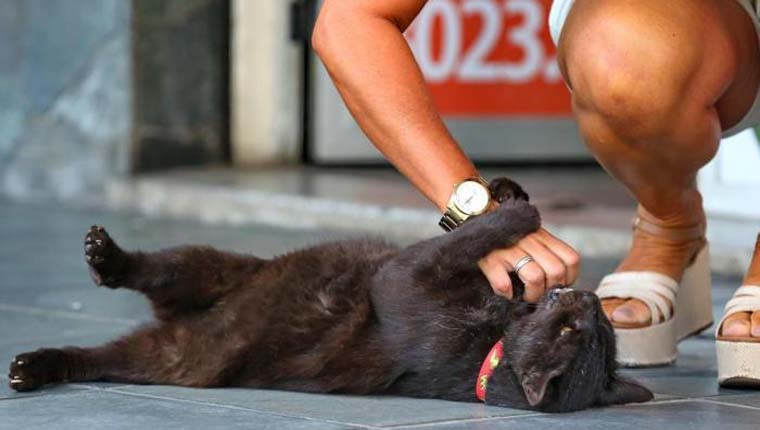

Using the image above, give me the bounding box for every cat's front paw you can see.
[496,199,541,234]
[489,177,529,203]
[8,349,65,392]
[84,225,125,288]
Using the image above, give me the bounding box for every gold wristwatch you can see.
[439,177,492,232]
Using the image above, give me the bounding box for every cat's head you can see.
[485,288,653,412]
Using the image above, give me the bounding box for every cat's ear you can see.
[596,377,653,406]
[520,369,562,406]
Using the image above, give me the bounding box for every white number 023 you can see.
[408,0,559,84]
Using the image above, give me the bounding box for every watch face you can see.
[454,181,490,214]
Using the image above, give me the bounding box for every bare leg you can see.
[84,226,266,320]
[557,0,760,329]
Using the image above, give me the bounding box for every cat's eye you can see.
[560,326,574,336]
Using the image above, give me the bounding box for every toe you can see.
[721,312,751,338]
[601,298,625,322]
[611,299,652,326]
[751,311,760,338]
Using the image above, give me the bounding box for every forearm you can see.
[312,1,478,211]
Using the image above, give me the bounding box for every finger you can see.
[478,254,513,298]
[517,235,567,288]
[500,247,546,303]
[534,229,581,285]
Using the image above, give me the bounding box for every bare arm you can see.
[312,0,474,211]
[312,0,580,300]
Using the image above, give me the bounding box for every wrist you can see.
[434,169,483,213]
[438,176,493,232]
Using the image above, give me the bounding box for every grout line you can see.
[606,397,697,408]
[0,303,140,326]
[103,387,543,430]
[67,383,134,391]
[381,412,546,429]
[102,388,383,429]
[697,398,760,412]
[103,386,549,430]
[648,395,686,403]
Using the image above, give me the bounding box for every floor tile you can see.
[111,385,530,427]
[0,390,353,429]
[627,376,746,399]
[0,286,153,323]
[400,400,760,430]
[0,307,128,345]
[621,340,718,381]
[676,339,719,370]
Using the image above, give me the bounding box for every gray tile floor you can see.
[1,198,759,429]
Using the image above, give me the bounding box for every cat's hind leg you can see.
[8,332,155,392]
[8,321,234,391]
[84,226,267,320]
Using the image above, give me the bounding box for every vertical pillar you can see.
[232,0,303,165]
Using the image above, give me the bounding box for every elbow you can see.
[312,1,412,63]
[310,15,327,59]
[311,1,343,62]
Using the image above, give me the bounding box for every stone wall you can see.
[0,0,131,202]
[132,0,230,172]
[0,0,230,202]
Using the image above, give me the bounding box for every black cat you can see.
[7,178,652,412]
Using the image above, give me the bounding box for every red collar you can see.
[475,339,504,401]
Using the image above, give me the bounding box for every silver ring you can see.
[513,256,534,273]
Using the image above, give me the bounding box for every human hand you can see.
[477,227,580,302]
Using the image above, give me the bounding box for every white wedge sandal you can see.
[716,285,760,386]
[596,215,713,367]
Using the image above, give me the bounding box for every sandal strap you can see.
[716,285,760,336]
[597,272,679,324]
[632,216,706,242]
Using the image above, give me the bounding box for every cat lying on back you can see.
[8,178,652,412]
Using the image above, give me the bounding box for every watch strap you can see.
[439,213,459,232]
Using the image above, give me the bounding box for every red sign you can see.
[405,0,571,117]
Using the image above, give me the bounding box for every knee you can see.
[560,3,732,138]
